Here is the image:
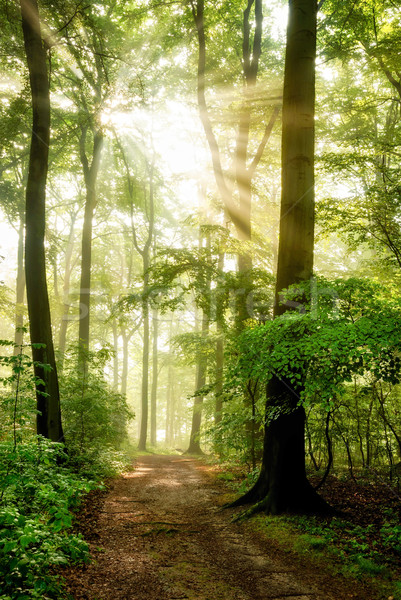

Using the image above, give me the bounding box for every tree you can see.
[20,0,64,442]
[315,0,401,279]
[185,230,211,454]
[117,140,157,451]
[189,0,279,326]
[232,0,329,514]
[150,306,159,446]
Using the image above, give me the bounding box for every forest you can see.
[1,0,401,598]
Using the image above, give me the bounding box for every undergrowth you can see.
[0,339,135,599]
[213,462,401,599]
[0,439,100,599]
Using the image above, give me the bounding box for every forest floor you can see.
[61,454,396,600]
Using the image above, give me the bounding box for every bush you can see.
[0,340,134,597]
[60,345,134,474]
[0,438,98,599]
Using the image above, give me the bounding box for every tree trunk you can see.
[186,227,211,455]
[78,128,103,371]
[150,308,158,446]
[165,318,174,446]
[20,0,64,442]
[14,211,25,353]
[232,0,330,514]
[138,257,150,451]
[305,410,319,470]
[365,396,374,468]
[215,326,224,425]
[165,362,173,446]
[137,157,155,451]
[112,321,119,390]
[58,211,77,368]
[186,306,209,454]
[121,329,129,396]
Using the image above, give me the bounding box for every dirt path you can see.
[65,455,342,600]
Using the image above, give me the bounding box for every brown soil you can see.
[63,455,381,600]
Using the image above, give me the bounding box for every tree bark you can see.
[112,320,119,390]
[138,259,150,451]
[165,318,174,446]
[150,308,158,446]
[215,325,224,425]
[20,0,64,442]
[58,210,77,368]
[185,229,211,455]
[78,127,103,371]
[14,211,25,353]
[186,306,209,454]
[137,159,155,451]
[121,329,130,396]
[190,0,279,328]
[232,0,331,514]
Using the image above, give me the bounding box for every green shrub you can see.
[0,438,98,599]
[60,345,134,474]
[0,341,134,597]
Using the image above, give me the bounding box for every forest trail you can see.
[65,455,342,600]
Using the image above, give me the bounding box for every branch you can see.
[248,105,280,176]
[114,133,144,257]
[192,0,243,227]
[79,125,90,184]
[57,1,88,34]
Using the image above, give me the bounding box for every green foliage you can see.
[381,510,401,556]
[225,278,401,413]
[0,342,133,598]
[60,346,134,477]
[0,338,51,442]
[285,514,386,569]
[209,390,264,466]
[0,438,97,599]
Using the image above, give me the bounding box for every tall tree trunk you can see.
[150,308,158,446]
[215,324,224,426]
[112,320,119,391]
[20,0,64,442]
[138,260,150,451]
[185,228,211,455]
[58,211,77,368]
[214,251,224,453]
[78,127,103,372]
[186,306,209,454]
[232,0,330,514]
[14,211,25,353]
[165,318,174,446]
[365,395,374,468]
[120,329,129,396]
[121,143,155,451]
[165,362,173,446]
[137,157,155,451]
